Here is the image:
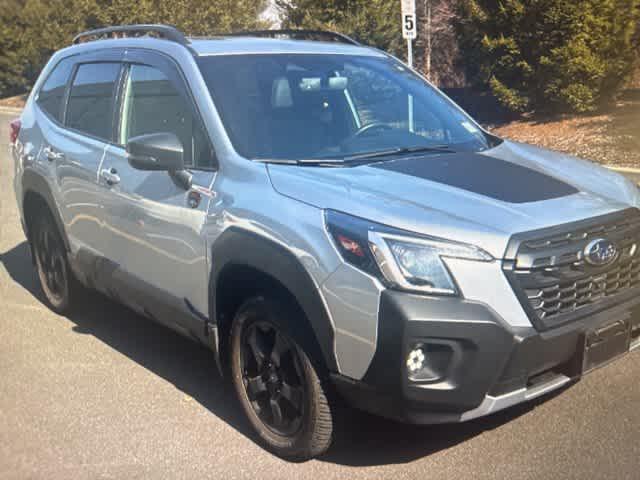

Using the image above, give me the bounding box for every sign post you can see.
[401,0,416,68]
[401,0,417,132]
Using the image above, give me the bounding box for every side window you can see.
[66,63,121,141]
[120,64,212,168]
[37,57,74,122]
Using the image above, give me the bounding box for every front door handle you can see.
[43,146,64,162]
[100,167,121,186]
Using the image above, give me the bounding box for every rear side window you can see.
[37,58,74,122]
[66,63,121,141]
[119,64,212,168]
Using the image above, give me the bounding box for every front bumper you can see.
[332,290,640,424]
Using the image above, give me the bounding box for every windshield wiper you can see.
[252,145,455,167]
[252,158,347,167]
[343,145,455,162]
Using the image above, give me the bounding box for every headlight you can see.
[325,210,493,295]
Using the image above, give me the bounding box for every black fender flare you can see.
[21,168,70,252]
[209,227,338,373]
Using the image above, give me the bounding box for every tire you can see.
[31,211,78,313]
[229,296,334,460]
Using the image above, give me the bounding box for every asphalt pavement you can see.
[1,110,639,479]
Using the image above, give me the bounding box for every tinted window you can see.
[120,64,212,168]
[66,63,120,141]
[37,58,74,122]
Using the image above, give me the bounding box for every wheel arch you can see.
[21,169,70,254]
[210,228,338,375]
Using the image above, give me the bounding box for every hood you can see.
[267,140,639,258]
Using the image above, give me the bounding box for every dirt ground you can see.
[631,68,640,89]
[0,94,27,109]
[492,90,640,168]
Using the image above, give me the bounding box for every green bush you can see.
[457,0,640,113]
[0,0,268,97]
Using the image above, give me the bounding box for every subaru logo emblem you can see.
[584,238,618,266]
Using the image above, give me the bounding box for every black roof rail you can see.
[73,24,189,46]
[221,29,360,46]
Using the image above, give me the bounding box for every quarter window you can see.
[120,64,212,168]
[37,58,74,122]
[66,63,121,141]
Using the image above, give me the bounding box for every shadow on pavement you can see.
[322,397,551,466]
[0,241,252,439]
[0,240,564,466]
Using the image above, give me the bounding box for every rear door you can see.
[42,50,123,260]
[99,49,216,334]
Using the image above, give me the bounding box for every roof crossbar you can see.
[221,29,360,46]
[73,24,189,46]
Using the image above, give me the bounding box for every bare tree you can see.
[414,0,465,87]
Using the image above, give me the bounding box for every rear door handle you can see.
[100,167,121,186]
[43,146,64,162]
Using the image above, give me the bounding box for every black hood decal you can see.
[370,153,579,204]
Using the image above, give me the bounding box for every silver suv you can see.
[11,25,640,460]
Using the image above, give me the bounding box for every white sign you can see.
[401,0,417,40]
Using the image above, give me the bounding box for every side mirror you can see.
[126,132,184,172]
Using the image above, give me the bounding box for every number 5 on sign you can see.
[401,0,416,40]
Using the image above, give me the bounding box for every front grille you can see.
[504,209,640,330]
[522,255,640,319]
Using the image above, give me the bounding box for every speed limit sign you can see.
[401,0,416,40]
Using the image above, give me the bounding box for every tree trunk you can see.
[412,0,465,87]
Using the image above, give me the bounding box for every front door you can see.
[99,50,216,336]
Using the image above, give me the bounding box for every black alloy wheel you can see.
[240,320,306,436]
[230,297,334,460]
[32,213,75,312]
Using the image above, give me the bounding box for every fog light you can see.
[406,341,454,382]
[406,345,426,373]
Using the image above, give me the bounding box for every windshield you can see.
[197,54,494,161]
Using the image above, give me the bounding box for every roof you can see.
[188,36,386,57]
[62,33,388,62]
[68,25,387,58]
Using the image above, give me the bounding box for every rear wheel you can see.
[230,297,334,460]
[31,212,76,313]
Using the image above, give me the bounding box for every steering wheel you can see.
[352,122,394,138]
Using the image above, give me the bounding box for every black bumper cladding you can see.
[331,290,640,425]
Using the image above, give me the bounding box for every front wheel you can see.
[229,297,334,460]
